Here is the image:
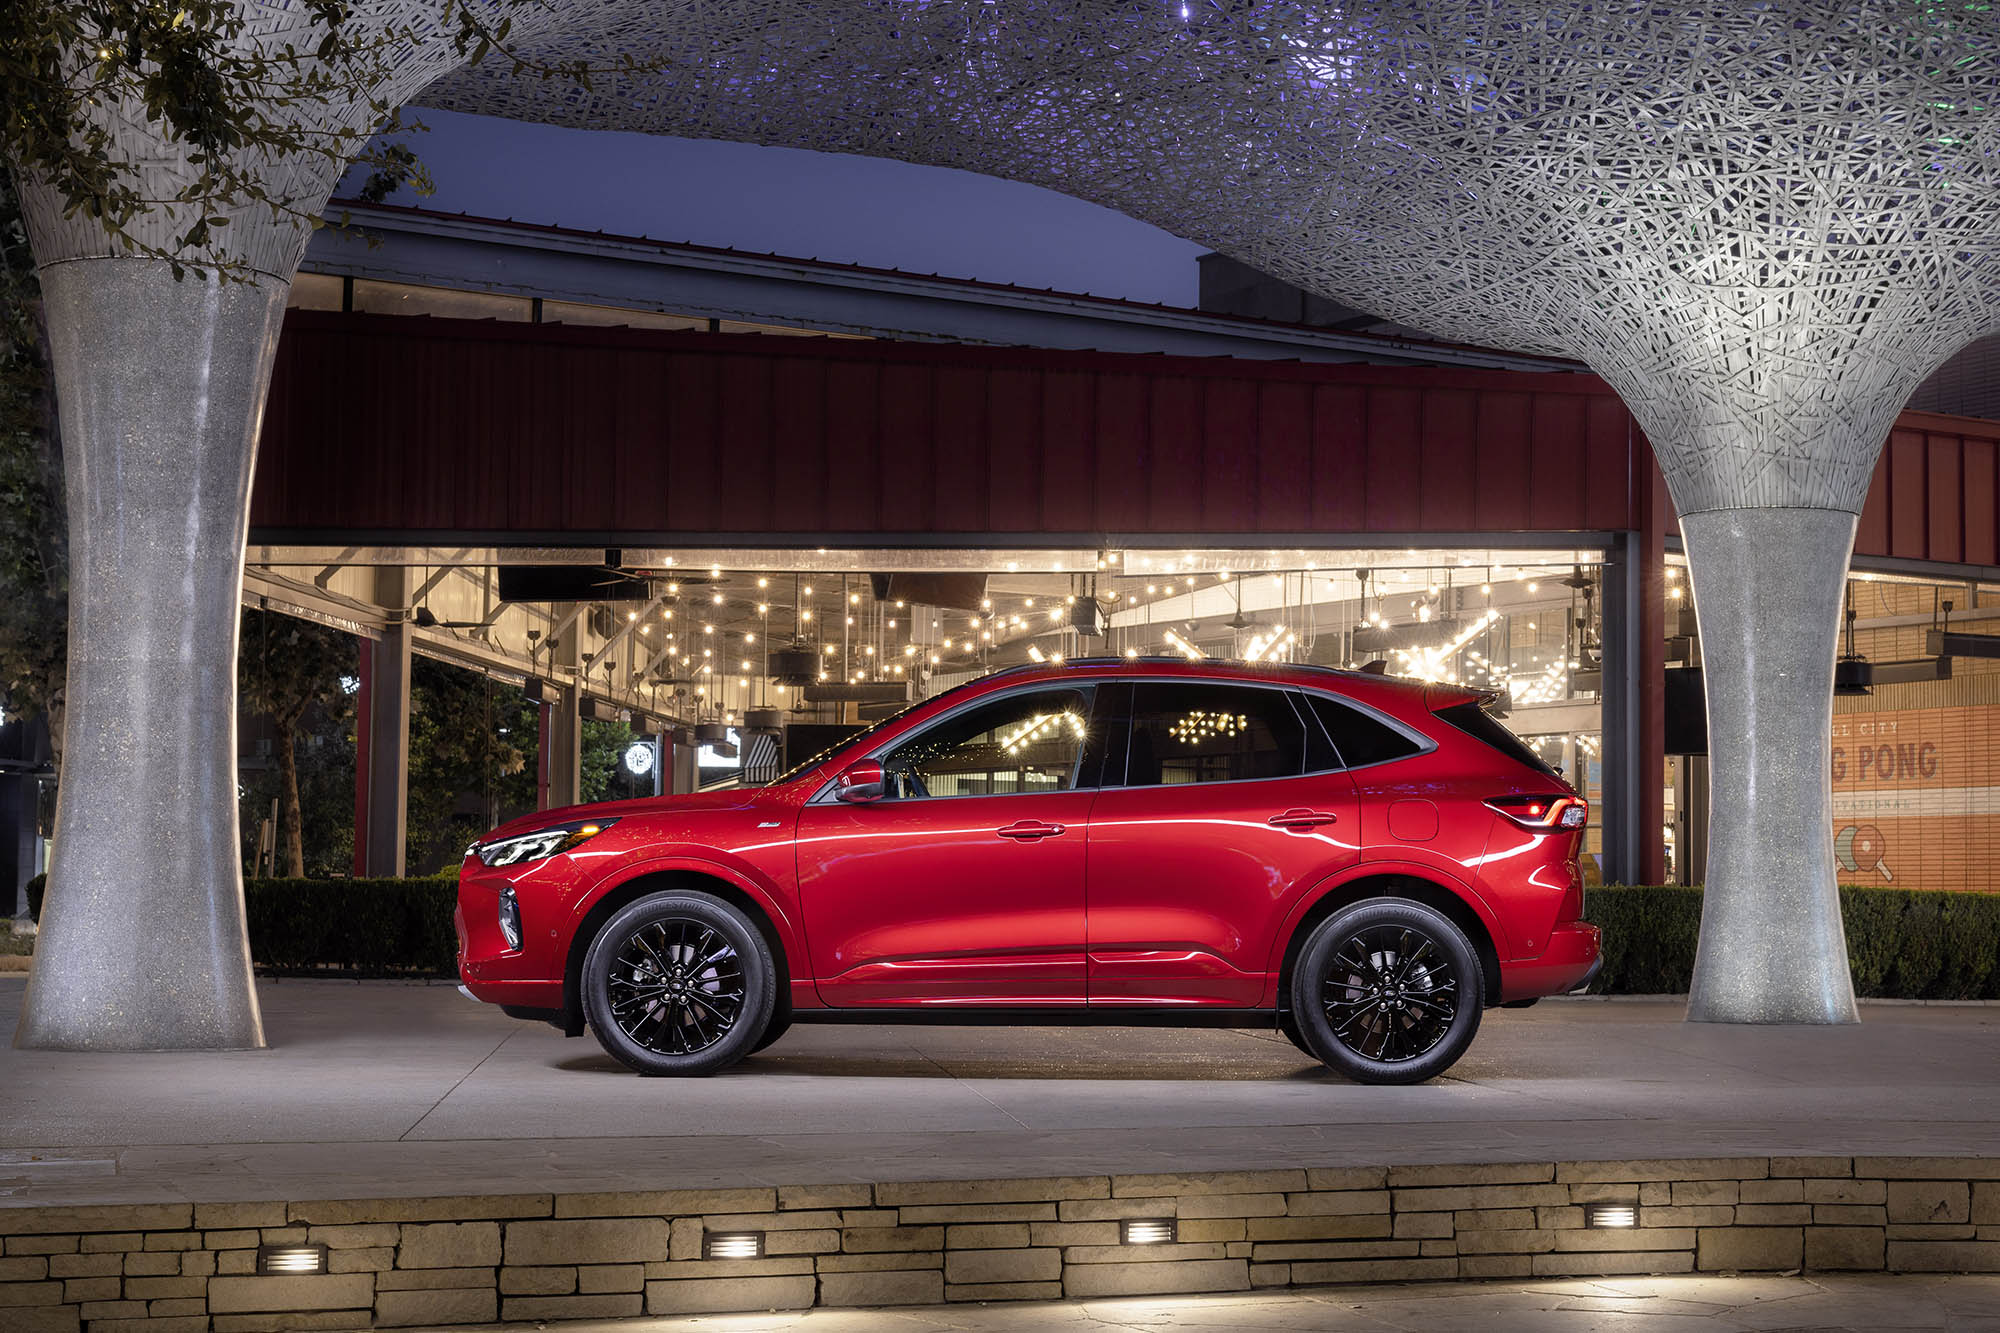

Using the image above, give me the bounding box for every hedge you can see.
[22,869,459,978]
[242,875,460,977]
[16,874,2000,995]
[1586,884,2000,1000]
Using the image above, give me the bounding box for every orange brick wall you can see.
[1830,702,2000,893]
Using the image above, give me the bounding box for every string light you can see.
[1168,710,1250,744]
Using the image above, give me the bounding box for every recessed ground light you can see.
[1585,1204,1637,1229]
[703,1231,765,1259]
[255,1244,328,1275]
[1120,1218,1176,1245]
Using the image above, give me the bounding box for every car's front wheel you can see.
[582,891,775,1076]
[1290,897,1483,1085]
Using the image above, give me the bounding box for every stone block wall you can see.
[1,1157,1998,1329]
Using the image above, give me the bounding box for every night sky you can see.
[356,110,1206,308]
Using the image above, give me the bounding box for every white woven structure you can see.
[18,2,2000,1045]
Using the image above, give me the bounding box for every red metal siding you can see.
[1965,437,1996,567]
[1840,412,2000,568]
[250,311,1997,556]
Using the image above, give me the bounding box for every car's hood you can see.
[478,788,762,843]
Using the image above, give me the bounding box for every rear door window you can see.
[1122,682,1307,786]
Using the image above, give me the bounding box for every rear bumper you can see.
[1566,953,1604,996]
[1497,922,1601,1003]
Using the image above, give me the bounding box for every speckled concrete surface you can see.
[1682,506,1861,1027]
[3,979,1997,1208]
[17,260,284,1052]
[438,1274,2000,1331]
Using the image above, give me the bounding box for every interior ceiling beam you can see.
[409,549,475,604]
[589,593,671,665]
[311,545,362,590]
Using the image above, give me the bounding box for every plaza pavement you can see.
[445,1274,2000,1331]
[2,977,1997,1209]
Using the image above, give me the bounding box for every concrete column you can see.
[363,570,412,877]
[670,738,700,795]
[2,772,36,925]
[546,618,581,809]
[16,262,282,1051]
[1681,507,1859,1025]
[1598,533,1643,886]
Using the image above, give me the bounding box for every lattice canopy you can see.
[416,1,2000,515]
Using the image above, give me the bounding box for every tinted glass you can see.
[1434,700,1561,778]
[881,687,1092,798]
[1302,692,1426,769]
[1123,682,1306,786]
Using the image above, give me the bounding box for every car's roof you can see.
[967,657,1482,713]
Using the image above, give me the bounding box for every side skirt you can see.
[791,1007,1277,1029]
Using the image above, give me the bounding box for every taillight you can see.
[1486,794,1588,830]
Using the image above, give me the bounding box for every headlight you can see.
[475,818,620,868]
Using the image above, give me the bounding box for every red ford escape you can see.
[457,660,1601,1085]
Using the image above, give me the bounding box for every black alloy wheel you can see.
[1290,897,1483,1085]
[582,892,776,1076]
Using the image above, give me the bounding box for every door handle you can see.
[1268,808,1338,830]
[996,820,1067,840]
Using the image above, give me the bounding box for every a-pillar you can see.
[360,568,413,878]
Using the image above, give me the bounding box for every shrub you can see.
[243,877,458,978]
[1584,884,1702,994]
[23,873,45,921]
[1587,884,2000,999]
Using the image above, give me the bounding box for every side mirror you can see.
[835,759,887,804]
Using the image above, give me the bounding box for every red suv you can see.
[457,660,1600,1084]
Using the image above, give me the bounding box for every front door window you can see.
[882,687,1092,799]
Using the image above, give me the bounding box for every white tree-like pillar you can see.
[11,10,490,1049]
[1592,336,1937,1023]
[16,261,288,1048]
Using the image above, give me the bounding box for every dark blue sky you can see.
[360,110,1206,307]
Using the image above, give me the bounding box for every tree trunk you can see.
[276,718,304,878]
[14,260,280,1050]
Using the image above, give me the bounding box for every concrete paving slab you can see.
[3,977,1998,1208]
[406,1274,2000,1331]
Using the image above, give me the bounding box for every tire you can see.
[582,892,776,1077]
[1289,897,1483,1085]
[1275,1009,1315,1058]
[750,1014,792,1054]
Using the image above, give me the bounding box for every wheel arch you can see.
[563,868,794,1036]
[1275,873,1505,1010]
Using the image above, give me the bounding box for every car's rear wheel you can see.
[1290,897,1483,1085]
[1275,1010,1316,1058]
[582,892,775,1077]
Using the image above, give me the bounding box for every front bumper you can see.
[457,858,568,1010]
